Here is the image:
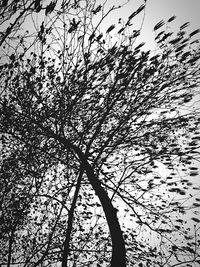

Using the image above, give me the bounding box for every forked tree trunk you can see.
[59,137,126,267]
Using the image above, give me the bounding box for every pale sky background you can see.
[100,0,200,50]
[142,0,200,48]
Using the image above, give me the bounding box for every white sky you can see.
[100,0,200,49]
[143,0,200,47]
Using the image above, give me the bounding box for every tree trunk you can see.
[62,168,84,267]
[60,137,126,267]
[7,230,14,267]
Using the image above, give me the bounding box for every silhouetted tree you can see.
[1,1,200,266]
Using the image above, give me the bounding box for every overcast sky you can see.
[143,0,200,47]
[101,0,200,50]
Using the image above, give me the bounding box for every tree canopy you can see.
[0,0,200,266]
